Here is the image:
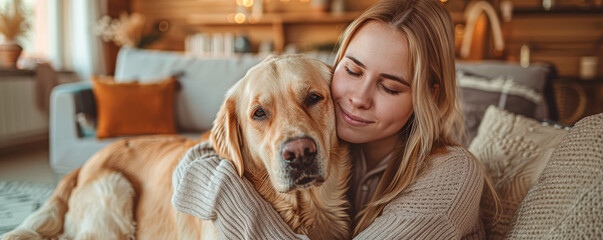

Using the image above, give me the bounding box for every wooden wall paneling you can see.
[503,13,603,77]
[102,0,130,75]
[125,0,602,79]
[511,0,549,9]
[506,15,602,42]
[148,19,189,51]
[344,0,378,11]
[511,0,603,9]
[284,22,349,51]
[273,19,285,53]
[132,0,236,16]
[130,0,238,51]
[129,0,376,53]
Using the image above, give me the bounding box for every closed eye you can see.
[345,67,362,77]
[380,83,400,95]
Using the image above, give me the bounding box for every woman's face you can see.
[332,21,414,145]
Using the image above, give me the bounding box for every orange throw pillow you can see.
[92,76,177,139]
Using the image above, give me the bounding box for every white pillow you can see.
[468,106,569,240]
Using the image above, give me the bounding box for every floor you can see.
[0,145,58,186]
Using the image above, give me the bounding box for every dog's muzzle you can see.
[279,137,323,188]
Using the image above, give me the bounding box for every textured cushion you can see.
[456,60,552,120]
[505,113,603,239]
[468,106,569,240]
[459,71,545,144]
[92,75,177,139]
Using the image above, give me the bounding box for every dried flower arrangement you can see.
[0,0,30,68]
[0,0,29,42]
[95,12,167,49]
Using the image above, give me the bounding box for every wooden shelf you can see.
[513,7,603,15]
[187,11,363,53]
[187,11,363,26]
[186,10,464,53]
[188,11,465,26]
[0,69,35,78]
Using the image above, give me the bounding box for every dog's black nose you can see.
[280,137,317,166]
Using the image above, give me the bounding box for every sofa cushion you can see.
[458,71,545,144]
[92,75,178,139]
[468,106,569,240]
[456,60,553,121]
[505,113,603,239]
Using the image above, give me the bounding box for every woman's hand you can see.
[172,142,242,220]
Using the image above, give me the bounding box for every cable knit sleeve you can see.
[171,141,309,240]
[354,147,485,240]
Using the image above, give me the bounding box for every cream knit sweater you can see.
[172,142,485,239]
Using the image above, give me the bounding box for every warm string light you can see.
[236,0,255,10]
[234,12,246,23]
[233,0,312,24]
[243,0,254,7]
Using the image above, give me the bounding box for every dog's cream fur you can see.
[2,55,350,240]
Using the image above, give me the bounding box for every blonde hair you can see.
[333,0,501,236]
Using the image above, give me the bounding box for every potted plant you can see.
[0,0,29,68]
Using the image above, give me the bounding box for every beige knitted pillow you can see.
[506,113,603,239]
[468,106,569,240]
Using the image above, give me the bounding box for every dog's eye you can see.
[307,93,323,106]
[253,108,266,119]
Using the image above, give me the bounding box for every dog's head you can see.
[210,55,338,193]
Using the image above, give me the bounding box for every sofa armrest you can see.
[49,81,93,172]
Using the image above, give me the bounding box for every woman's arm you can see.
[171,141,309,240]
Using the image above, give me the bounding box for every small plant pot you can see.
[0,42,23,68]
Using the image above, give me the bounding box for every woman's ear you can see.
[210,97,245,177]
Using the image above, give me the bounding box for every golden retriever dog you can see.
[2,55,350,240]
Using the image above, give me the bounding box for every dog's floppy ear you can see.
[210,96,245,177]
[314,60,334,84]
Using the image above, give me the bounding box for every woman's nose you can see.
[348,84,372,109]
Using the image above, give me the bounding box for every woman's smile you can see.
[338,104,374,127]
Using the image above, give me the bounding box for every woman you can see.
[173,0,499,238]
